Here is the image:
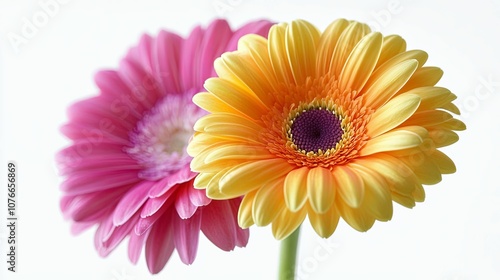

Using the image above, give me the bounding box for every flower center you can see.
[126,94,205,181]
[262,75,371,168]
[290,108,343,153]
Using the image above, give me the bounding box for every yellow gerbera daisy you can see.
[188,19,465,240]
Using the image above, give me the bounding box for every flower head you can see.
[57,19,272,273]
[188,19,465,240]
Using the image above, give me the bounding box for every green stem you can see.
[278,226,301,280]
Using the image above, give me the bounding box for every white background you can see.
[1,0,499,279]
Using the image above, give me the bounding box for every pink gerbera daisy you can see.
[56,19,272,274]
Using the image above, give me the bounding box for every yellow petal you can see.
[191,143,252,173]
[367,93,421,138]
[428,129,459,148]
[440,102,461,115]
[363,59,418,108]
[355,154,418,196]
[190,145,221,172]
[204,78,268,120]
[404,86,456,112]
[371,50,428,82]
[412,184,425,202]
[349,164,393,221]
[214,51,275,104]
[238,34,279,97]
[285,20,321,84]
[194,113,263,143]
[284,167,309,212]
[238,190,257,228]
[339,32,383,93]
[195,112,261,132]
[205,168,235,199]
[307,204,340,238]
[333,165,364,208]
[268,23,294,86]
[329,21,371,78]
[361,126,427,156]
[237,33,268,51]
[374,35,406,68]
[204,144,272,163]
[391,192,416,208]
[193,92,240,115]
[193,172,213,190]
[271,207,307,240]
[399,66,443,93]
[337,200,375,232]
[252,179,285,226]
[307,167,335,213]
[202,124,262,143]
[316,18,350,76]
[402,110,453,127]
[187,132,220,156]
[398,152,442,185]
[219,159,294,198]
[430,118,466,131]
[430,150,456,174]
[221,52,275,104]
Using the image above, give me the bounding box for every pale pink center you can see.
[126,94,205,180]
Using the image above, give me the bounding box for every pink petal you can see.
[173,210,201,265]
[174,183,198,219]
[187,181,211,207]
[113,181,155,226]
[93,70,144,120]
[236,229,250,248]
[62,187,129,222]
[146,176,175,198]
[132,34,154,73]
[145,212,175,274]
[136,200,172,235]
[141,186,176,218]
[57,143,140,175]
[180,26,204,91]
[153,30,183,94]
[99,213,139,257]
[72,207,110,224]
[148,166,197,197]
[118,58,158,111]
[60,196,73,216]
[104,214,138,245]
[128,229,150,264]
[57,142,128,160]
[94,212,114,256]
[228,197,249,247]
[66,96,135,135]
[224,20,273,53]
[70,221,95,235]
[60,170,139,195]
[200,200,237,251]
[58,155,140,176]
[123,47,161,106]
[94,70,144,120]
[60,122,130,146]
[199,19,233,82]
